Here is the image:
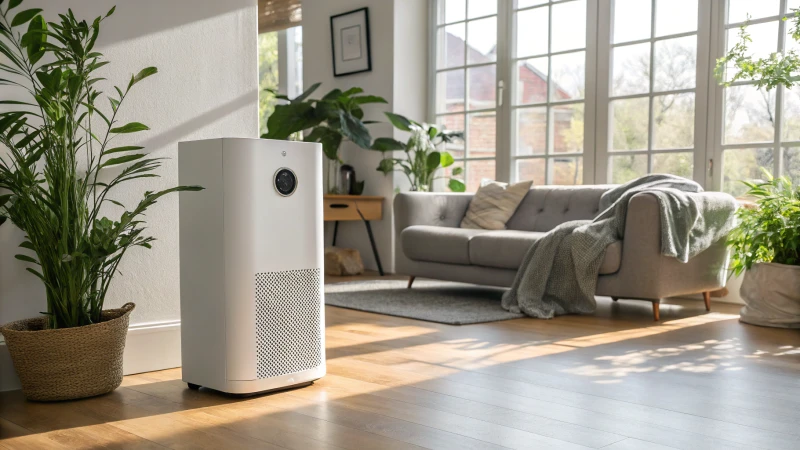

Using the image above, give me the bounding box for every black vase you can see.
[339,164,355,194]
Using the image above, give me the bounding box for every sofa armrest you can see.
[393,192,474,275]
[597,192,731,299]
[394,192,474,232]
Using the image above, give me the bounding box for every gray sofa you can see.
[394,185,733,320]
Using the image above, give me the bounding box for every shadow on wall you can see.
[139,91,258,152]
[63,0,253,47]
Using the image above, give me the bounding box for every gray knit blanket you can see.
[501,174,738,318]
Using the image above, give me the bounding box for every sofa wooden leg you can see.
[703,291,711,312]
[611,297,619,302]
[652,301,660,321]
[407,276,416,289]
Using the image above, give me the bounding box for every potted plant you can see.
[262,83,386,193]
[727,173,800,328]
[0,3,201,401]
[715,10,800,327]
[370,112,466,192]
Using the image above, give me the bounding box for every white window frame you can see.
[427,0,782,191]
[707,0,796,192]
[427,0,507,189]
[277,26,303,98]
[507,0,599,185]
[595,0,713,186]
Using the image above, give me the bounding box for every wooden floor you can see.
[2,274,800,449]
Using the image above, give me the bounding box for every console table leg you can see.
[331,220,339,247]
[363,220,384,276]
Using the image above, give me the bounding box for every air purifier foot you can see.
[187,383,201,390]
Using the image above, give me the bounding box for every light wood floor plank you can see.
[324,352,757,450]
[1,275,798,450]
[285,376,594,450]
[328,342,798,450]
[325,325,800,430]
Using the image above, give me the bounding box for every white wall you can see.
[0,0,258,391]
[303,0,428,273]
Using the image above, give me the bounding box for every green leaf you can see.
[303,126,343,160]
[352,95,388,105]
[451,166,464,176]
[448,178,466,192]
[338,110,372,149]
[16,129,41,148]
[0,194,11,208]
[0,216,6,227]
[440,151,455,168]
[0,112,24,134]
[101,154,146,168]
[15,254,39,264]
[370,137,406,151]
[322,88,343,102]
[0,100,34,105]
[110,122,150,133]
[11,8,42,27]
[426,151,441,172]
[8,0,24,10]
[106,5,116,17]
[319,128,343,160]
[377,158,395,174]
[24,14,46,64]
[292,82,321,103]
[341,87,364,97]
[263,102,321,139]
[129,67,158,88]
[385,112,413,131]
[25,267,46,283]
[105,145,145,155]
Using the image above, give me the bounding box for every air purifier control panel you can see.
[274,168,297,196]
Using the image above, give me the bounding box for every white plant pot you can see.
[739,263,800,328]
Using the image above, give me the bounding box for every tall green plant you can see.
[716,10,800,89]
[371,112,465,192]
[262,83,386,161]
[0,2,201,329]
[728,170,800,276]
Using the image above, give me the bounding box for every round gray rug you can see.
[325,279,525,325]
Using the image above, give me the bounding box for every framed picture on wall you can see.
[330,7,371,77]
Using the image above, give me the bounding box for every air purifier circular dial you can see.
[274,168,298,196]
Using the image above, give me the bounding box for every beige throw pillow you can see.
[460,180,533,230]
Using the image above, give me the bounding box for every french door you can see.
[430,0,793,192]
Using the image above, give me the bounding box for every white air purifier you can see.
[178,138,325,395]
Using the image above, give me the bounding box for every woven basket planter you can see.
[0,303,135,401]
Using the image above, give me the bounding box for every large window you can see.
[430,0,797,194]
[434,0,499,191]
[599,0,705,184]
[512,0,588,185]
[713,0,800,195]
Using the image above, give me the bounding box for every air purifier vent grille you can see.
[254,268,323,379]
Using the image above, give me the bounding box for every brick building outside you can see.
[438,32,581,189]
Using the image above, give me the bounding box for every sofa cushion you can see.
[402,225,489,265]
[468,230,547,270]
[460,180,533,230]
[599,241,622,275]
[468,230,623,274]
[506,186,613,232]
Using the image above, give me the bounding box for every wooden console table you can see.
[323,195,385,276]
